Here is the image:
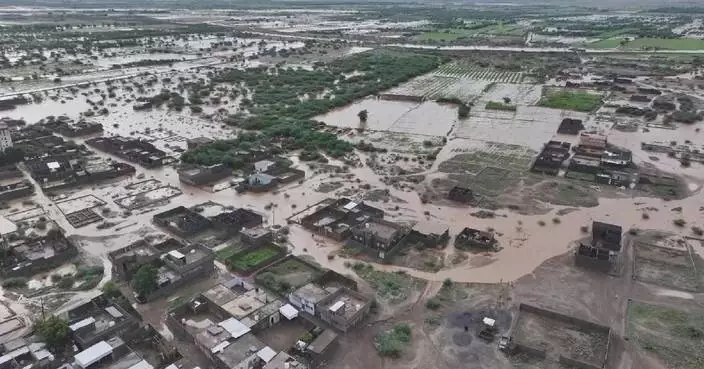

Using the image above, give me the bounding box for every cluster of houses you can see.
[530,128,637,187]
[299,198,496,260]
[177,158,305,194]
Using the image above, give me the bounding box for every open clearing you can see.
[513,304,610,368]
[633,241,702,292]
[314,98,456,136]
[628,301,704,369]
[255,257,323,294]
[55,194,106,215]
[590,37,704,50]
[538,89,603,112]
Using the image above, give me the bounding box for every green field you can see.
[485,101,518,111]
[628,301,704,369]
[590,37,704,50]
[538,90,602,112]
[421,23,523,41]
[231,246,279,270]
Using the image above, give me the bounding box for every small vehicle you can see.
[498,336,514,351]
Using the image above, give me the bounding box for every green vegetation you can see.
[590,37,704,50]
[101,281,121,299]
[1,277,28,289]
[425,280,469,310]
[538,90,602,112]
[230,246,279,270]
[215,245,243,262]
[35,316,70,352]
[132,264,158,297]
[255,257,321,294]
[376,324,412,357]
[485,101,517,111]
[182,50,443,167]
[628,301,704,369]
[352,263,424,303]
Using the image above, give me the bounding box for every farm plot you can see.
[437,143,535,197]
[314,98,456,137]
[384,74,491,102]
[628,301,704,369]
[633,241,702,292]
[480,83,543,106]
[55,195,106,215]
[255,257,323,295]
[513,304,610,369]
[436,62,524,83]
[6,207,45,222]
[114,186,183,210]
[454,106,584,151]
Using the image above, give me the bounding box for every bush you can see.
[538,220,546,226]
[692,226,704,236]
[57,276,75,289]
[580,225,589,233]
[376,324,412,357]
[552,217,561,224]
[642,212,650,220]
[673,218,687,227]
[425,297,441,310]
[2,277,28,289]
[442,278,453,288]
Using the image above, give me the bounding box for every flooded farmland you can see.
[1,5,704,369]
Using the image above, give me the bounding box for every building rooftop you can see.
[220,289,269,319]
[202,284,240,307]
[319,289,369,322]
[412,221,448,236]
[307,330,337,355]
[262,352,305,369]
[214,333,264,369]
[292,284,330,305]
[241,226,271,239]
[364,220,402,240]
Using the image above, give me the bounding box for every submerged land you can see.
[0,3,703,369]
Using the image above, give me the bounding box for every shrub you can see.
[538,220,546,226]
[552,217,561,224]
[642,212,650,220]
[673,218,687,227]
[442,278,453,288]
[692,226,704,236]
[580,225,589,233]
[425,297,441,310]
[2,277,28,289]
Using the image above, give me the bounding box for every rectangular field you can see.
[114,186,183,210]
[628,301,704,369]
[231,245,281,271]
[255,256,323,294]
[633,242,701,292]
[513,304,610,368]
[55,194,106,215]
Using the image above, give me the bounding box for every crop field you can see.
[231,246,280,270]
[383,62,524,103]
[384,74,491,102]
[589,37,704,50]
[628,301,704,369]
[454,106,582,151]
[436,62,524,83]
[538,89,603,112]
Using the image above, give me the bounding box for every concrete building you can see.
[591,221,622,251]
[108,238,184,280]
[0,123,13,152]
[288,284,330,316]
[240,227,272,246]
[0,229,78,277]
[411,221,450,247]
[301,198,385,241]
[349,219,409,259]
[212,209,264,236]
[454,227,496,251]
[316,288,371,332]
[178,164,230,186]
[65,296,139,350]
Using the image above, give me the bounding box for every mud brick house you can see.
[301,198,384,241]
[349,219,409,259]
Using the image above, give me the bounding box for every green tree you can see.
[101,281,121,299]
[132,264,158,297]
[358,109,368,122]
[35,316,70,352]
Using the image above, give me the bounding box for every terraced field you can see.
[435,62,524,83]
[384,62,524,103]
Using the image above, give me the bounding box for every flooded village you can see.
[0,2,703,369]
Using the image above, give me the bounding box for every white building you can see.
[0,123,12,152]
